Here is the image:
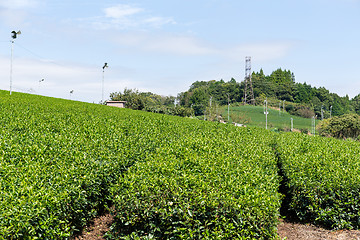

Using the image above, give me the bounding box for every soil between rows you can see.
[278,218,360,240]
[74,213,360,240]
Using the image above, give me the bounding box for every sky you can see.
[0,0,359,103]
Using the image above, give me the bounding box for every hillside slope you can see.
[225,105,319,132]
[1,91,360,239]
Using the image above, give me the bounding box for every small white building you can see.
[106,101,126,108]
[233,122,246,127]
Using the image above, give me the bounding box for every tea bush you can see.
[109,121,282,239]
[4,90,360,239]
[276,132,360,229]
[0,91,163,238]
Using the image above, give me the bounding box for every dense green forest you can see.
[178,68,358,118]
[110,68,360,120]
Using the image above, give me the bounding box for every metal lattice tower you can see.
[243,56,255,105]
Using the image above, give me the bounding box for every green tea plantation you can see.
[1,90,360,239]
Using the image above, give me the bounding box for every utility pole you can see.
[38,78,44,95]
[279,101,281,116]
[102,63,108,103]
[283,100,285,113]
[70,90,74,100]
[243,56,255,105]
[204,106,206,121]
[227,93,230,122]
[330,106,333,118]
[264,98,269,129]
[209,96,212,121]
[39,78,44,86]
[10,30,21,95]
[311,115,317,136]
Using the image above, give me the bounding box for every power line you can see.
[14,42,44,60]
[13,42,98,72]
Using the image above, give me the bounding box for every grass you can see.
[222,105,319,133]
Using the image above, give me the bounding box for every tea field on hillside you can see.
[224,105,319,132]
[1,90,360,239]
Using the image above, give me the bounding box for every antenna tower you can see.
[243,56,255,105]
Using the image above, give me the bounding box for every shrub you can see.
[318,113,360,139]
[109,124,281,239]
[285,104,294,112]
[276,133,360,229]
[0,91,164,238]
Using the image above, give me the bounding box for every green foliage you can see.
[144,105,194,117]
[252,70,277,99]
[110,88,146,110]
[351,94,360,114]
[250,68,295,102]
[230,112,251,125]
[110,88,193,117]
[276,133,360,229]
[318,114,360,139]
[226,105,316,132]
[4,89,360,239]
[109,123,281,239]
[294,82,314,103]
[179,68,357,120]
[0,91,166,238]
[286,104,315,119]
[178,79,243,115]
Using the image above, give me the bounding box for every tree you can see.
[294,82,313,103]
[351,94,360,114]
[189,88,208,115]
[110,88,146,110]
[174,68,355,118]
[252,71,276,98]
[110,88,194,117]
[318,114,360,139]
[268,68,295,101]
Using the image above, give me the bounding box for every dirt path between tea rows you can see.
[278,219,360,240]
[73,213,114,240]
[74,214,360,240]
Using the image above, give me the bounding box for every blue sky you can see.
[0,0,359,103]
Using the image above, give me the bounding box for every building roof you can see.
[106,101,127,103]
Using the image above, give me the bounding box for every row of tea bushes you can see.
[5,90,360,238]
[0,91,167,238]
[109,121,282,239]
[276,132,360,229]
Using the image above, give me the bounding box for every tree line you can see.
[178,68,359,119]
[110,88,194,117]
[110,68,360,120]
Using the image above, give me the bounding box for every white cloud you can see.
[143,17,176,28]
[0,9,26,26]
[0,0,39,26]
[226,41,296,61]
[0,0,38,9]
[113,32,217,56]
[111,32,296,60]
[143,35,216,55]
[104,4,143,19]
[83,4,175,30]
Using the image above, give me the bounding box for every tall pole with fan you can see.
[102,63,108,103]
[10,30,21,95]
